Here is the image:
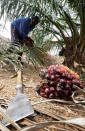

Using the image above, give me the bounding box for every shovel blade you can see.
[2,94,34,126]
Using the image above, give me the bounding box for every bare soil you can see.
[0,64,85,131]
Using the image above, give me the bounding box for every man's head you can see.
[31,16,40,26]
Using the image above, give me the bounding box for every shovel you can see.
[2,70,34,126]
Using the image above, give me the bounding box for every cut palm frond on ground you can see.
[26,46,63,67]
[0,38,63,72]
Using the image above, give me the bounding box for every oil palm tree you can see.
[0,0,85,69]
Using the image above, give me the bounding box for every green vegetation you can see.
[0,0,85,73]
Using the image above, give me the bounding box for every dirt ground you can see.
[0,63,85,131]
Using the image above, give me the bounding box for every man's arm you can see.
[24,37,34,47]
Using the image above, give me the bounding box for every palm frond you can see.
[0,37,62,72]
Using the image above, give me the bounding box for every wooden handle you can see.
[16,70,24,94]
[17,70,23,86]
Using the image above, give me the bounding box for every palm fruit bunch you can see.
[38,65,83,100]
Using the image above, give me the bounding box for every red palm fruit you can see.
[70,74,74,80]
[49,65,56,69]
[66,80,71,87]
[44,87,50,94]
[56,78,61,83]
[55,74,60,78]
[72,79,78,85]
[65,83,71,90]
[66,74,73,80]
[50,75,55,80]
[60,79,66,84]
[40,80,49,87]
[43,85,49,89]
[54,81,57,86]
[41,88,45,92]
[56,83,61,87]
[60,70,66,74]
[39,71,45,79]
[40,80,45,85]
[48,66,57,73]
[45,70,49,73]
[47,68,52,72]
[44,94,48,98]
[56,86,61,92]
[50,87,55,92]
[49,93,54,98]
[55,91,59,97]
[62,73,66,78]
[79,84,83,89]
[50,81,55,86]
[50,71,55,75]
[53,67,57,71]
[55,69,62,74]
[44,79,49,85]
[71,74,75,79]
[63,65,80,79]
[75,80,81,86]
[40,92,45,97]
[45,73,50,80]
[50,81,56,86]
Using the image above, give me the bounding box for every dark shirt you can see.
[11,17,35,41]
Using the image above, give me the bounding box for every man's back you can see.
[11,17,34,41]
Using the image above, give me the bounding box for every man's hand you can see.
[24,37,34,47]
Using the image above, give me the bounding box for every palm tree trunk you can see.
[80,0,85,52]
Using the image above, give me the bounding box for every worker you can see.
[11,16,39,46]
[9,16,40,64]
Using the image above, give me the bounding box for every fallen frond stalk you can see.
[72,90,85,104]
[32,99,73,106]
[19,119,85,131]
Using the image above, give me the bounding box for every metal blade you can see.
[2,93,34,126]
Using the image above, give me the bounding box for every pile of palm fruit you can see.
[38,65,83,100]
